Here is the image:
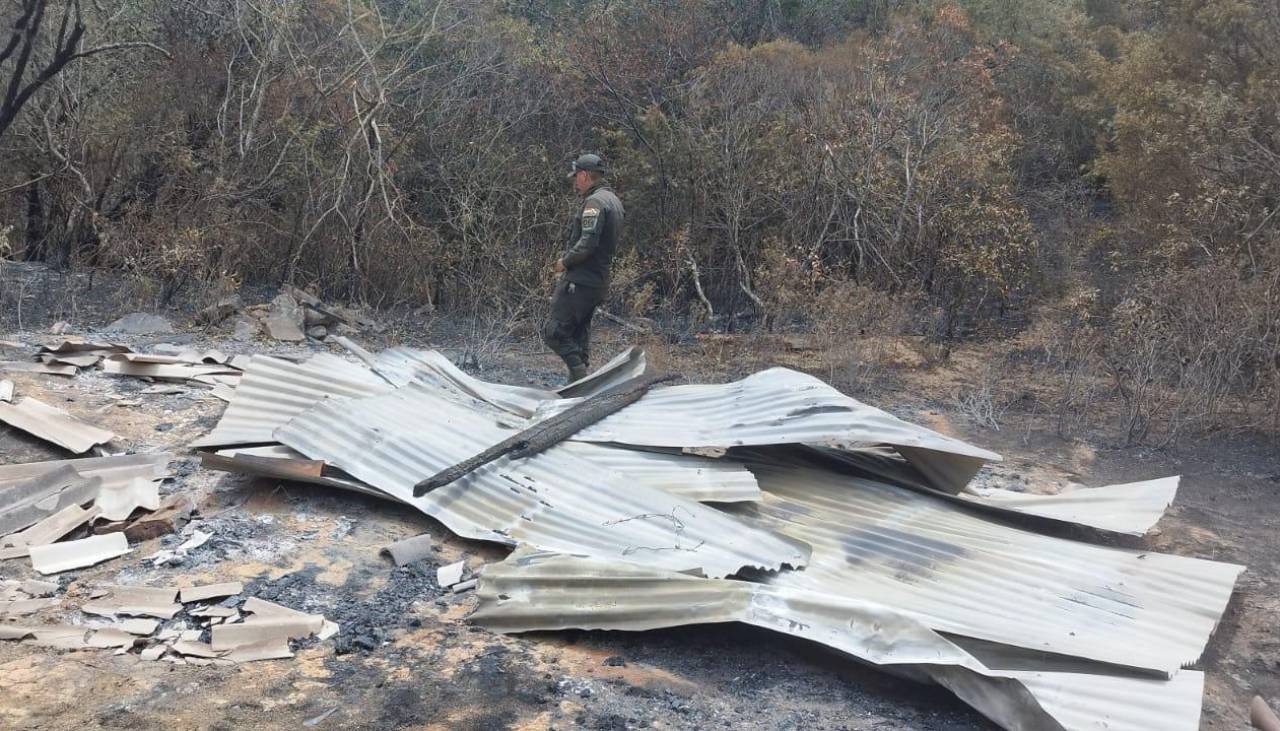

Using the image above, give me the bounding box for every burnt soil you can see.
[1,267,1277,730]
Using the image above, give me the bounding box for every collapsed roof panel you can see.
[560,367,1002,492]
[558,442,761,503]
[956,477,1179,537]
[473,550,1207,731]
[275,382,809,578]
[190,353,392,447]
[556,346,649,399]
[374,347,557,418]
[791,445,1179,536]
[743,461,1242,674]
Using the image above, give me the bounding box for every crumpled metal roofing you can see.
[190,353,391,447]
[956,477,1179,536]
[557,442,761,503]
[740,460,1242,674]
[275,382,808,577]
[557,346,648,398]
[473,550,1207,731]
[801,445,1179,535]
[199,446,390,501]
[556,367,1003,492]
[374,347,556,418]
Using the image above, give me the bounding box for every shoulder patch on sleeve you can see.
[581,207,602,233]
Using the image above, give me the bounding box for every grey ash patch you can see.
[239,560,445,655]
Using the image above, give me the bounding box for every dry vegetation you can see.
[1,0,1277,447]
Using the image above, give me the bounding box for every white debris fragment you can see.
[179,582,243,603]
[437,561,465,588]
[140,645,166,661]
[29,533,130,575]
[20,580,59,597]
[318,620,340,641]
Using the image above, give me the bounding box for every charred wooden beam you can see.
[412,373,676,496]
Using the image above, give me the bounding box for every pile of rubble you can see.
[2,577,335,664]
[0,332,1249,730]
[194,285,380,344]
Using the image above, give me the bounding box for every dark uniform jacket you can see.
[561,182,624,290]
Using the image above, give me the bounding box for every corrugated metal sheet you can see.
[0,396,117,453]
[956,477,1178,536]
[199,446,392,501]
[275,382,809,578]
[374,347,556,417]
[557,346,648,398]
[558,442,761,503]
[795,445,1178,535]
[561,367,1003,492]
[739,460,1242,674]
[473,550,1206,731]
[190,353,391,447]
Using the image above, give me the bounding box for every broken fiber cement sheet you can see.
[738,459,1243,675]
[29,532,129,575]
[275,381,809,578]
[0,396,117,453]
[0,464,102,536]
[0,453,172,493]
[473,550,1207,731]
[539,367,1003,493]
[0,503,99,560]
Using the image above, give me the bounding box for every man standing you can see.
[543,153,624,383]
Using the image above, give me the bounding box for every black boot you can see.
[568,363,589,383]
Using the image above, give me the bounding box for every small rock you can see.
[306,325,328,339]
[303,309,330,327]
[233,319,258,341]
[155,423,175,432]
[264,316,305,342]
[105,312,175,335]
[269,292,305,326]
[50,321,71,335]
[195,295,241,326]
[603,656,626,667]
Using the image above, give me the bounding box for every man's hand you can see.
[552,259,566,274]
